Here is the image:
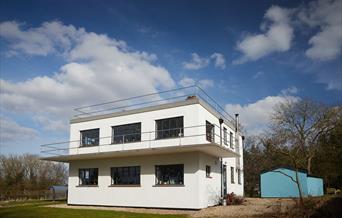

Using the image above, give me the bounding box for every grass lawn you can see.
[0,201,188,218]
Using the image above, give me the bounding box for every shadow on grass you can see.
[0,200,188,218]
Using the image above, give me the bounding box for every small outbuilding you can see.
[260,167,323,198]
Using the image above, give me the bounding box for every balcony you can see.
[41,124,240,162]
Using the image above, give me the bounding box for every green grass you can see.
[0,201,188,218]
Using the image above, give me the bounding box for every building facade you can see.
[42,92,244,209]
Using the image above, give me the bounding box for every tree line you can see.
[243,98,342,199]
[0,154,67,194]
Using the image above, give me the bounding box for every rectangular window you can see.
[112,123,141,144]
[231,167,235,184]
[156,117,183,140]
[80,129,99,147]
[238,168,241,184]
[206,121,215,142]
[223,127,228,145]
[111,166,140,185]
[79,168,98,186]
[230,132,234,148]
[206,165,211,178]
[155,164,184,185]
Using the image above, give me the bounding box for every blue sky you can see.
[0,0,341,155]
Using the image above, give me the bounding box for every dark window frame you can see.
[110,166,141,186]
[112,123,141,144]
[229,132,234,148]
[223,127,228,145]
[237,168,241,185]
[79,168,98,186]
[155,164,184,186]
[80,128,99,147]
[231,166,235,184]
[206,165,211,178]
[155,116,184,140]
[206,121,215,143]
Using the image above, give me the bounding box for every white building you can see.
[42,87,244,209]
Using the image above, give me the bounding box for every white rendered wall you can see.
[197,106,244,196]
[67,102,244,208]
[68,151,226,209]
[69,104,209,155]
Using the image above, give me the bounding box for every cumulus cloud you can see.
[210,53,226,69]
[0,21,176,133]
[225,89,299,134]
[183,53,210,70]
[0,21,85,56]
[0,117,38,143]
[178,77,214,89]
[234,6,294,64]
[298,0,342,61]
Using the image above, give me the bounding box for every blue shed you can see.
[307,176,324,196]
[260,167,323,198]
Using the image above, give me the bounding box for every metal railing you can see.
[72,85,237,126]
[41,124,238,158]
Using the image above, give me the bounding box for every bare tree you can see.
[269,99,340,206]
[272,99,339,174]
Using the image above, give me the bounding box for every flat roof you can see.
[70,97,236,131]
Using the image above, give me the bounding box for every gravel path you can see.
[46,198,296,217]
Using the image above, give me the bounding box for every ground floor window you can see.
[111,166,140,185]
[238,168,241,184]
[155,164,184,185]
[231,167,235,184]
[79,168,98,185]
[206,165,211,178]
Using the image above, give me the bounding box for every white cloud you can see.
[0,21,176,133]
[183,53,210,70]
[178,77,214,89]
[210,53,226,69]
[0,21,85,56]
[225,91,299,134]
[234,6,294,64]
[0,117,38,143]
[298,0,342,61]
[280,86,298,95]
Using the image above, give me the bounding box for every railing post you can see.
[149,132,151,148]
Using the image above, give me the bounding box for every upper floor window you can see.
[206,121,215,143]
[229,132,234,148]
[80,129,99,147]
[79,168,98,186]
[111,166,140,185]
[112,123,141,144]
[156,116,183,140]
[155,164,184,185]
[223,127,228,145]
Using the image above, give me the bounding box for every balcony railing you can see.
[72,85,237,127]
[41,124,239,158]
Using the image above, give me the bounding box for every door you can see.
[223,164,227,195]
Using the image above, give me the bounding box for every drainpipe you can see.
[219,118,224,200]
[235,114,239,133]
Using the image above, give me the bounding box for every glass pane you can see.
[81,129,99,147]
[155,164,184,185]
[156,117,183,140]
[112,123,141,144]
